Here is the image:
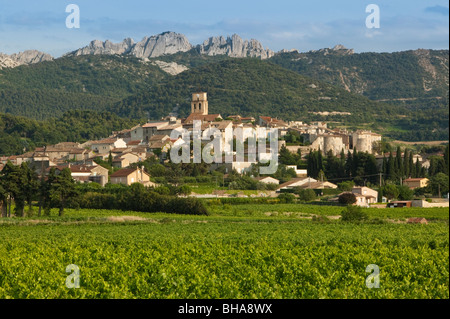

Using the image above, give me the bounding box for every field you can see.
[0,204,448,299]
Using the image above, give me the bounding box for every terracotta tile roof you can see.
[91,138,118,145]
[110,168,137,177]
[184,113,222,123]
[111,168,150,178]
[127,140,142,146]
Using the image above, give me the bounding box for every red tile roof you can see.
[110,168,150,178]
[184,113,222,123]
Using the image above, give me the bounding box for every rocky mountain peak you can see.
[198,34,274,59]
[130,32,193,59]
[309,45,355,56]
[69,38,135,56]
[0,50,53,69]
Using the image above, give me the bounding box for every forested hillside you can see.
[0,48,448,153]
[0,111,140,155]
[0,55,168,120]
[269,49,449,101]
[113,58,397,122]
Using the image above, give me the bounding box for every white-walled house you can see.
[91,138,127,154]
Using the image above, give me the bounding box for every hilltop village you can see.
[1,93,381,177]
[1,92,447,209]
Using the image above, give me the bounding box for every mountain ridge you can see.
[0,50,53,69]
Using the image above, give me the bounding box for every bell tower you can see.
[191,92,208,115]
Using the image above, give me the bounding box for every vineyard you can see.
[0,206,448,299]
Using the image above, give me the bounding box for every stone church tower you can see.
[191,92,208,115]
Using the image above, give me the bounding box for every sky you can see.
[0,0,448,57]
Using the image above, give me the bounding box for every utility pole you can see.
[379,172,382,187]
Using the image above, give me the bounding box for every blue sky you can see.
[0,0,448,56]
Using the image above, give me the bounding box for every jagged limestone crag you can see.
[130,32,193,58]
[71,38,135,56]
[0,50,53,69]
[68,32,193,58]
[197,34,274,59]
[67,32,273,60]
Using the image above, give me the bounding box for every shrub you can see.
[341,205,368,222]
[338,192,357,205]
[178,185,192,196]
[296,189,317,202]
[166,197,209,215]
[196,176,212,183]
[182,177,197,183]
[278,193,296,204]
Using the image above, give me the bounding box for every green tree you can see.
[21,162,39,216]
[395,146,403,180]
[430,173,449,197]
[415,159,422,178]
[279,144,294,165]
[50,168,78,216]
[387,152,395,181]
[403,149,410,179]
[338,181,355,192]
[345,151,353,177]
[382,184,400,200]
[397,185,414,201]
[1,161,24,217]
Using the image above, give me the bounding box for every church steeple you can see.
[191,92,208,115]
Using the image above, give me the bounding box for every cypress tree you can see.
[387,152,395,181]
[345,151,353,177]
[339,149,346,178]
[382,155,387,175]
[395,146,403,181]
[415,159,422,178]
[408,152,415,179]
[317,148,324,172]
[403,149,409,179]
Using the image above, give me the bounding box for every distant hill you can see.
[0,33,448,145]
[0,55,168,120]
[0,110,139,156]
[113,58,399,122]
[269,48,449,104]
